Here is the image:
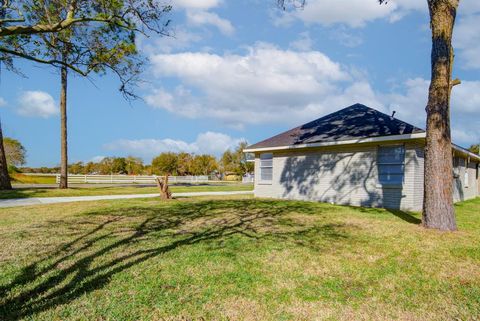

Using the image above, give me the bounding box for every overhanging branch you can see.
[0,15,133,37]
[0,46,87,76]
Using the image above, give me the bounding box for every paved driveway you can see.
[0,191,253,208]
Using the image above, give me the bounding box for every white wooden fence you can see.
[54,174,210,184]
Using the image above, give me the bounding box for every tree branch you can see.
[0,46,87,76]
[277,0,306,10]
[0,15,134,37]
[0,17,25,23]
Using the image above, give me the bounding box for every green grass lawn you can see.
[0,183,253,199]
[0,196,479,320]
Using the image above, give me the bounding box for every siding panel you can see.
[254,141,479,211]
[254,142,423,211]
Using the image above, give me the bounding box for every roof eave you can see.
[244,132,427,153]
[452,145,480,162]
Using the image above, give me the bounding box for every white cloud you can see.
[272,0,430,28]
[451,81,480,146]
[17,91,57,118]
[174,0,221,10]
[299,0,397,27]
[0,97,6,107]
[171,0,234,36]
[272,0,477,66]
[383,78,480,146]
[454,14,480,69]
[145,87,176,111]
[147,43,375,128]
[451,80,480,113]
[385,78,429,125]
[289,32,313,51]
[105,131,244,160]
[144,28,203,54]
[146,41,479,146]
[186,10,235,35]
[273,0,398,28]
[195,132,243,154]
[387,0,428,21]
[385,78,480,118]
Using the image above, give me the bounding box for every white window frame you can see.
[377,145,405,187]
[259,153,273,184]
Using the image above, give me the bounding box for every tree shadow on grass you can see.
[0,187,103,199]
[385,209,421,224]
[0,198,351,320]
[0,188,51,199]
[350,205,421,225]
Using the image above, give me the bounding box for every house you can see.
[244,104,480,211]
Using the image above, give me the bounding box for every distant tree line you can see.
[18,141,255,180]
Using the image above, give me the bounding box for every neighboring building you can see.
[244,104,480,211]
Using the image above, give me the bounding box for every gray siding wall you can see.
[453,157,479,202]
[254,142,480,210]
[254,142,425,211]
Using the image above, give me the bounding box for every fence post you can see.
[133,175,136,183]
[111,174,113,183]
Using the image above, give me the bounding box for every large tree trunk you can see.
[422,0,459,231]
[59,63,68,189]
[155,174,172,199]
[0,120,12,190]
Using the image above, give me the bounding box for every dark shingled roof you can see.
[247,103,425,149]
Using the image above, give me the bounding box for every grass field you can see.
[10,174,56,185]
[0,195,479,320]
[0,183,253,199]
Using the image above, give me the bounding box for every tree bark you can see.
[59,62,68,189]
[0,120,12,190]
[422,0,459,231]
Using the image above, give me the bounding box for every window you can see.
[259,153,273,183]
[377,145,405,186]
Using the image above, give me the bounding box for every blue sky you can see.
[1,0,479,167]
